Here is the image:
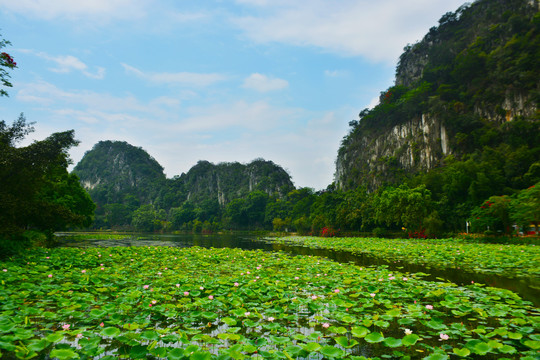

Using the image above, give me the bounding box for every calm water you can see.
[55,233,539,306]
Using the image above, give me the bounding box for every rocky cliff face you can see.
[336,115,449,190]
[335,0,539,191]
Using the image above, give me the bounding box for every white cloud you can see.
[242,73,289,92]
[19,50,105,79]
[122,63,228,87]
[232,0,467,63]
[0,0,147,21]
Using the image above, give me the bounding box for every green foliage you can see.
[0,115,95,244]
[510,182,540,232]
[373,184,435,231]
[470,195,512,234]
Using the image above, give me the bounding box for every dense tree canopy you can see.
[0,115,95,243]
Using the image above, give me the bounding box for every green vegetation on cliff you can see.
[333,0,539,234]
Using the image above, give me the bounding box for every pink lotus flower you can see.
[311,295,317,300]
[244,312,250,316]
[322,323,330,328]
[48,274,53,278]
[234,282,239,287]
[402,277,408,281]
[3,269,7,272]
[200,286,204,290]
[439,333,449,340]
[334,289,340,293]
[176,284,180,288]
[76,333,83,339]
[151,300,157,304]
[143,285,149,289]
[267,317,275,322]
[425,305,433,310]
[62,324,70,330]
[183,291,189,296]
[99,322,104,327]
[294,276,299,280]
[208,295,214,300]
[370,293,376,297]
[81,270,86,274]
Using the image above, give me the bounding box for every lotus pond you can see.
[271,237,540,280]
[1,245,539,359]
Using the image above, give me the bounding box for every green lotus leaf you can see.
[150,347,167,358]
[402,334,420,346]
[498,345,516,354]
[129,345,148,359]
[471,342,492,355]
[27,339,49,352]
[49,348,79,360]
[221,317,237,326]
[45,332,64,343]
[452,347,471,357]
[88,309,107,319]
[320,345,345,358]
[0,340,16,351]
[284,345,303,355]
[167,348,185,360]
[202,312,218,320]
[100,327,120,338]
[302,342,321,352]
[269,335,290,344]
[351,326,369,338]
[422,352,448,360]
[364,332,384,343]
[242,344,257,353]
[426,319,447,330]
[329,326,347,334]
[522,340,540,350]
[335,336,359,348]
[383,337,402,348]
[190,351,212,360]
[140,330,159,341]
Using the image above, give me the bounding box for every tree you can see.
[373,185,435,231]
[0,115,95,241]
[510,183,540,234]
[0,33,16,97]
[131,204,158,232]
[470,195,512,234]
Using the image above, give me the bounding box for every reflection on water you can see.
[55,233,539,306]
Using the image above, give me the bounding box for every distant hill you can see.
[336,0,539,191]
[73,141,294,229]
[73,141,166,206]
[181,159,295,207]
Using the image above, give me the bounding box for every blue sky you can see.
[0,0,466,190]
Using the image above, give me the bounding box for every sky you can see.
[0,0,467,190]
